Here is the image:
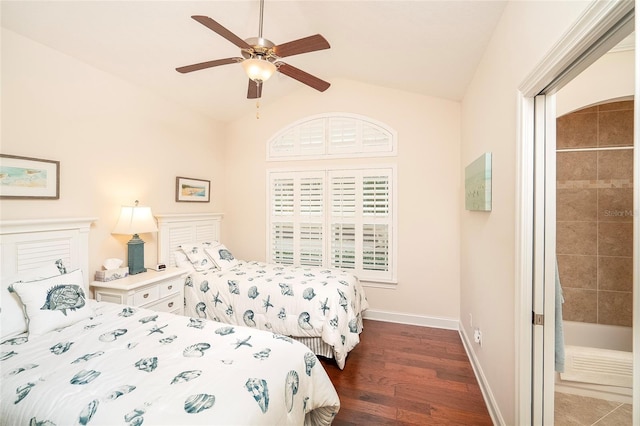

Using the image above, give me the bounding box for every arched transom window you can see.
[268,113,397,160]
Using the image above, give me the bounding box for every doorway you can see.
[516,1,637,424]
[554,96,634,423]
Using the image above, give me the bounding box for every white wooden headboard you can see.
[156,213,223,267]
[0,218,96,290]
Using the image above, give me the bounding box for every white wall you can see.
[223,78,462,322]
[557,49,634,116]
[460,1,591,423]
[1,29,226,276]
[1,29,462,322]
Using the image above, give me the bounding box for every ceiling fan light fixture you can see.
[242,57,276,83]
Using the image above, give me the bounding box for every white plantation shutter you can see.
[300,223,323,266]
[272,177,294,215]
[328,117,358,152]
[329,170,393,281]
[271,132,296,156]
[330,175,356,270]
[330,176,356,217]
[362,175,390,273]
[298,176,324,266]
[299,177,323,216]
[327,117,394,155]
[270,176,295,264]
[362,124,392,150]
[330,223,356,269]
[363,175,389,216]
[298,120,325,156]
[271,222,294,264]
[268,172,326,267]
[363,224,389,272]
[268,114,396,160]
[270,118,325,158]
[268,167,395,283]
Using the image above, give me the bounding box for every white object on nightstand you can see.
[90,267,187,315]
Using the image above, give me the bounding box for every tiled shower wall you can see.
[556,100,634,327]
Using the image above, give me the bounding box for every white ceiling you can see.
[1,1,508,122]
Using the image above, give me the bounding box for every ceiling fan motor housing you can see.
[243,37,276,60]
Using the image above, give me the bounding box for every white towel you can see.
[555,258,565,373]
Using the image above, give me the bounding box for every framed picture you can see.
[465,152,492,211]
[176,176,210,202]
[0,154,60,200]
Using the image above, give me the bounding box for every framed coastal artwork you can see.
[0,154,60,199]
[465,152,492,211]
[176,176,210,202]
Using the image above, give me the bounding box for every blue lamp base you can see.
[127,234,147,275]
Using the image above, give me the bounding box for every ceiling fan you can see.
[176,0,331,100]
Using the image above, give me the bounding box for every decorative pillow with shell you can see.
[204,243,239,271]
[179,242,219,272]
[1,260,66,339]
[10,269,95,337]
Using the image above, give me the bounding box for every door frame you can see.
[515,1,637,424]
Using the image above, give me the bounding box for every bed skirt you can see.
[293,336,335,359]
[292,312,365,361]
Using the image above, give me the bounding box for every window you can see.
[267,113,397,283]
[268,167,396,283]
[268,113,397,160]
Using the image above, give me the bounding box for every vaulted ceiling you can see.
[1,1,508,121]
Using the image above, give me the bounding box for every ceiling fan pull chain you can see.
[256,100,260,119]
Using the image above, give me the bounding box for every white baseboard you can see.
[459,325,504,426]
[363,308,459,330]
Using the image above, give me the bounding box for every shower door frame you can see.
[516,1,637,424]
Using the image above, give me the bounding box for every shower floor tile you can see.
[554,392,632,425]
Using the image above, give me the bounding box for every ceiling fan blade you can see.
[277,63,330,92]
[191,15,252,50]
[247,80,263,99]
[176,57,241,74]
[273,34,330,58]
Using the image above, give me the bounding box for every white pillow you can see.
[205,243,239,270]
[179,242,219,272]
[1,262,63,339]
[10,269,95,337]
[173,249,189,268]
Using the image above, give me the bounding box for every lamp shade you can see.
[112,201,157,275]
[112,204,158,236]
[242,57,277,83]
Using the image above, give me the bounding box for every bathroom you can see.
[553,35,634,425]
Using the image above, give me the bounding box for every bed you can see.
[156,213,369,369]
[0,218,340,425]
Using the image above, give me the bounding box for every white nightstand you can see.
[91,267,187,315]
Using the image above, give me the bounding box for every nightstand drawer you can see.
[133,286,160,305]
[159,278,182,298]
[145,293,182,313]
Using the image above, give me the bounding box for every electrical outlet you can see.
[473,328,482,346]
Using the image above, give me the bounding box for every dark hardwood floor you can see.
[320,319,493,425]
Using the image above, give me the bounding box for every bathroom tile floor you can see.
[555,392,632,425]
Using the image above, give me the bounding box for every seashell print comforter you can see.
[183,261,369,369]
[0,302,340,425]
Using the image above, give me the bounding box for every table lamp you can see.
[112,200,158,275]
